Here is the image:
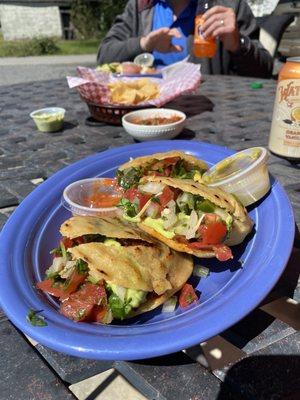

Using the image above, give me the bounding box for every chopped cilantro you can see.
[151,196,161,204]
[75,259,88,274]
[26,309,47,327]
[117,198,138,217]
[116,167,143,189]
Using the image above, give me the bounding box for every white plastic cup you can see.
[203,147,270,206]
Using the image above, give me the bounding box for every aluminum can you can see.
[269,57,300,160]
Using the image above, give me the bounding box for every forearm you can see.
[97,37,143,64]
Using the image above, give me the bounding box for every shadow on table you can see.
[221,229,300,347]
[217,355,300,400]
[166,94,214,117]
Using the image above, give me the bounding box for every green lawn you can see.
[0,37,100,57]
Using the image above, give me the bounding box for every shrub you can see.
[25,37,59,55]
[70,0,126,39]
[0,37,59,57]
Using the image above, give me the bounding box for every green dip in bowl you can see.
[30,107,65,132]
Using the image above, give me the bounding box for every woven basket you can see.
[86,102,149,126]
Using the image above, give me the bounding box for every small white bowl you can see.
[122,108,186,141]
[202,147,270,207]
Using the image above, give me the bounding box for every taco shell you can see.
[61,215,193,315]
[118,150,208,173]
[137,176,253,258]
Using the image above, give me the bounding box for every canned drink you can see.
[268,57,300,161]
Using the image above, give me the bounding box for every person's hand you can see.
[140,27,183,53]
[201,6,240,53]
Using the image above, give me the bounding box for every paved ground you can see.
[0,54,95,86]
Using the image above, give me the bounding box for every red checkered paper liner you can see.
[67,62,201,107]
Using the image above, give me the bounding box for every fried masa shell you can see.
[137,176,254,258]
[60,215,153,243]
[69,242,193,296]
[61,215,193,313]
[118,150,208,172]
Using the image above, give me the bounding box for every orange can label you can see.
[269,58,300,159]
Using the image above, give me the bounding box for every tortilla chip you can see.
[108,78,159,105]
[118,150,208,173]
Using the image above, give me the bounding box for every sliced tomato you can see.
[60,283,107,322]
[179,283,198,308]
[36,279,65,298]
[197,221,227,245]
[60,270,88,301]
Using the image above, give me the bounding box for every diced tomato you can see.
[36,279,65,298]
[124,188,151,211]
[60,283,107,322]
[73,236,85,245]
[179,283,198,308]
[164,166,172,177]
[62,237,74,249]
[124,188,139,202]
[162,157,181,165]
[158,186,175,209]
[139,193,152,210]
[89,306,108,323]
[197,221,227,245]
[149,171,164,177]
[174,235,189,245]
[188,242,233,261]
[204,214,220,224]
[60,270,88,301]
[150,157,180,171]
[213,245,233,262]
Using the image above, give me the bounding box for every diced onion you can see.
[185,210,199,240]
[112,285,126,302]
[162,296,177,313]
[138,182,165,194]
[162,207,177,229]
[166,200,176,213]
[145,202,159,218]
[46,257,65,276]
[60,260,76,279]
[193,265,210,278]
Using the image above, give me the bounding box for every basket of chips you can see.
[67,63,201,125]
[85,102,149,125]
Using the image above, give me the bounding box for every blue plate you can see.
[0,141,295,360]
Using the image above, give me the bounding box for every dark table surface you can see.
[0,75,299,400]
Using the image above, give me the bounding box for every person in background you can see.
[97,0,273,78]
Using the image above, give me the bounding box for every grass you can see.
[0,36,100,57]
